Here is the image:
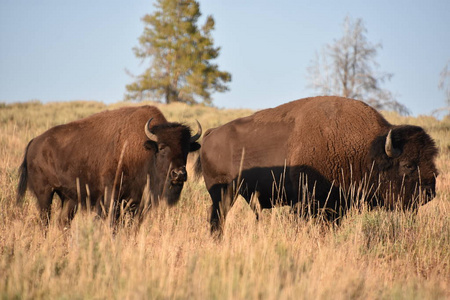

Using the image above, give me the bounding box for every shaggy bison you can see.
[16,105,201,227]
[197,96,438,234]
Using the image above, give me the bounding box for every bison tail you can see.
[16,139,33,205]
[194,154,202,179]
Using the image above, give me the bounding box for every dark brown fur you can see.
[16,106,201,227]
[198,96,439,234]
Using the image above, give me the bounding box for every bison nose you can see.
[170,167,187,183]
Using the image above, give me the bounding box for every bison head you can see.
[144,119,201,205]
[370,125,439,209]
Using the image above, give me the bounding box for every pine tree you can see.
[126,0,231,104]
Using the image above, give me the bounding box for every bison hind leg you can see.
[57,193,78,230]
[208,183,236,237]
[33,186,55,226]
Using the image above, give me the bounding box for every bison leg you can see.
[95,195,108,218]
[95,193,118,226]
[209,203,221,235]
[34,186,55,226]
[249,191,262,221]
[58,198,78,229]
[208,183,235,236]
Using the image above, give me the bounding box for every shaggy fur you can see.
[198,96,438,233]
[16,106,201,227]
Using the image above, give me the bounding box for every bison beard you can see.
[16,106,201,228]
[163,183,184,206]
[197,96,439,235]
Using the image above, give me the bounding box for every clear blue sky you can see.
[1,0,449,116]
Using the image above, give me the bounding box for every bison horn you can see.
[144,118,158,142]
[190,120,202,143]
[385,129,401,158]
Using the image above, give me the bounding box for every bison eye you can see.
[144,140,157,151]
[406,163,415,170]
[401,161,416,172]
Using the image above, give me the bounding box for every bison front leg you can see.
[249,191,262,221]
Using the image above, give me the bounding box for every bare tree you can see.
[307,17,409,115]
[439,61,450,105]
[432,60,450,117]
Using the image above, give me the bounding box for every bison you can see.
[197,96,438,234]
[16,105,201,227]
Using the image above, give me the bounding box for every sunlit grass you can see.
[0,101,449,299]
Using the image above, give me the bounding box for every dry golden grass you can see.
[1,101,449,299]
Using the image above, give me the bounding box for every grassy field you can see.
[1,100,449,299]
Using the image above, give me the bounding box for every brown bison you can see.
[16,105,201,227]
[197,96,438,234]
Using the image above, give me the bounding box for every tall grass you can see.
[1,101,449,299]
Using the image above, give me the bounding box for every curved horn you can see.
[190,120,202,143]
[385,129,401,158]
[144,118,158,142]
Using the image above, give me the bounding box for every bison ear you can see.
[189,142,201,152]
